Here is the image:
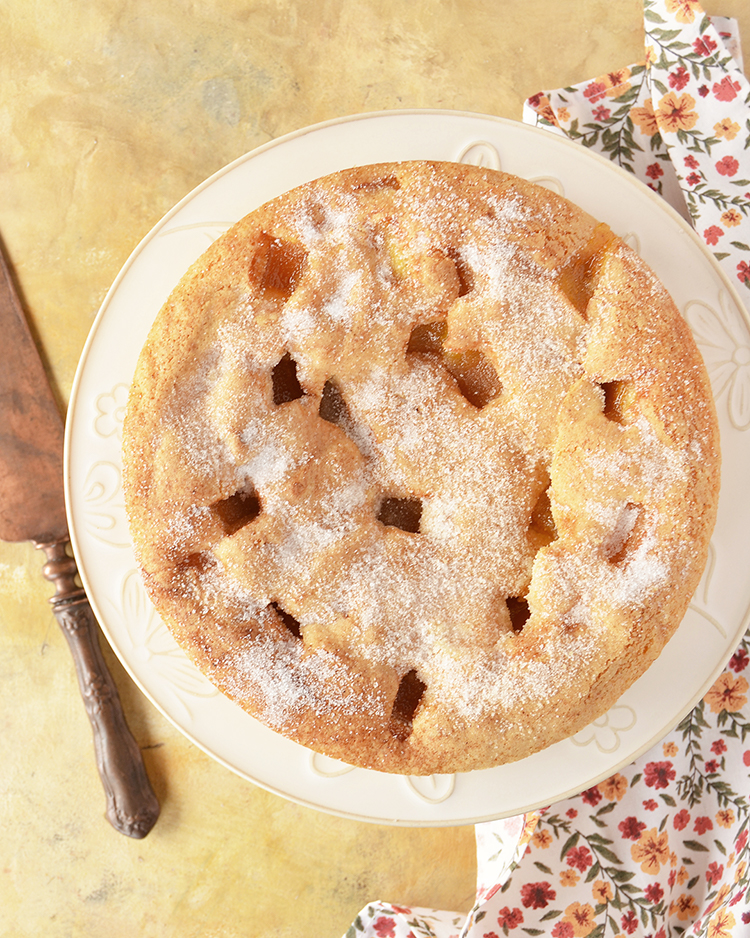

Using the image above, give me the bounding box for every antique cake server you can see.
[0,238,160,838]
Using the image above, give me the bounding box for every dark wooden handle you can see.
[36,539,160,838]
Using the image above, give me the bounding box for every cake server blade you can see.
[0,236,160,838]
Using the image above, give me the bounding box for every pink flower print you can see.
[698,84,710,97]
[621,910,639,934]
[643,799,658,811]
[744,751,750,766]
[738,260,750,287]
[580,786,602,806]
[497,907,524,930]
[669,66,690,91]
[566,808,578,819]
[711,739,728,754]
[704,759,719,773]
[729,648,749,672]
[736,828,749,852]
[592,105,611,122]
[646,162,664,179]
[644,761,676,790]
[706,861,724,885]
[551,923,574,938]
[583,80,608,104]
[693,34,718,56]
[684,154,700,169]
[674,809,691,831]
[704,225,725,245]
[686,172,702,186]
[716,155,740,177]
[566,846,593,872]
[713,76,742,102]
[372,915,396,938]
[619,816,647,840]
[521,882,556,909]
[694,816,714,834]
[645,882,665,903]
[373,917,396,938]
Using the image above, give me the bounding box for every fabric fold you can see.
[524,1,750,314]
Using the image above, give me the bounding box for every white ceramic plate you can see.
[65,110,750,826]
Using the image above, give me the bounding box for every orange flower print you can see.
[600,773,628,801]
[676,865,689,885]
[705,883,731,917]
[707,908,736,938]
[663,742,679,757]
[557,107,570,123]
[528,92,558,126]
[532,829,553,849]
[630,100,658,136]
[560,869,580,887]
[592,879,613,903]
[655,91,699,133]
[665,0,701,24]
[716,808,736,829]
[714,118,741,140]
[521,811,541,846]
[562,901,597,937]
[601,67,632,98]
[670,893,699,921]
[704,673,749,713]
[721,209,742,227]
[631,828,670,875]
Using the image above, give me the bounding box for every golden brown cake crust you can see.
[122,161,720,774]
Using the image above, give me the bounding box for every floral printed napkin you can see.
[523,0,750,313]
[346,630,750,937]
[344,2,750,937]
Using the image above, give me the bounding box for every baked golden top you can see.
[122,161,720,774]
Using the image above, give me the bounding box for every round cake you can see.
[122,160,720,775]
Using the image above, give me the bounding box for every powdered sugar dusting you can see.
[239,442,294,488]
[125,162,720,769]
[611,533,669,607]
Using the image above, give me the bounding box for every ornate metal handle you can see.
[35,538,160,838]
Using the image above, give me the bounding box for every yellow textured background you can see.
[0,2,747,936]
